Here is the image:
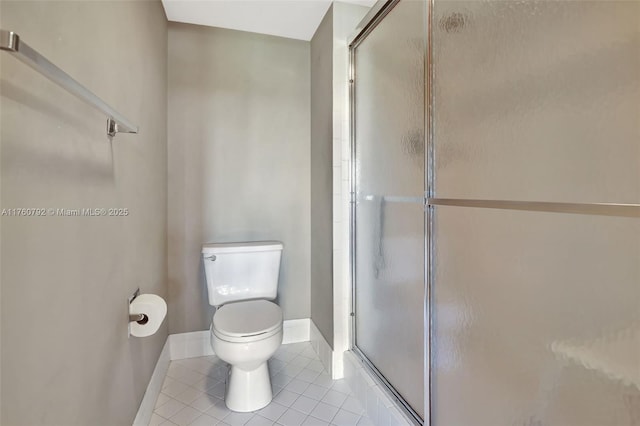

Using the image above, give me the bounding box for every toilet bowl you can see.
[210,299,283,412]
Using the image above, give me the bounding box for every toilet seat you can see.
[213,300,282,343]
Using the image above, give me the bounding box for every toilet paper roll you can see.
[129,294,167,337]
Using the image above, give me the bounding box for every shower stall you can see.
[349,0,640,425]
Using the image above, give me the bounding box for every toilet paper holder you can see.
[128,288,149,324]
[129,313,149,324]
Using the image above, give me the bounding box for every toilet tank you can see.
[202,241,283,306]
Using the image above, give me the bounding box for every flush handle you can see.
[205,255,216,261]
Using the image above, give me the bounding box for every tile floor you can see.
[149,342,373,426]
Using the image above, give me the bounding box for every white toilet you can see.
[202,241,284,412]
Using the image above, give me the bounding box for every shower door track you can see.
[351,345,425,425]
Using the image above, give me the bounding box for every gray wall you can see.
[310,6,335,348]
[0,1,168,425]
[167,23,311,334]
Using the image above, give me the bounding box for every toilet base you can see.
[225,362,273,412]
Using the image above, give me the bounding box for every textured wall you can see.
[168,23,311,334]
[310,6,335,348]
[0,1,168,425]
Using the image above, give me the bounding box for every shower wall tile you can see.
[333,224,343,249]
[333,109,344,140]
[343,352,413,426]
[332,249,343,286]
[334,165,342,195]
[341,160,350,181]
[341,181,350,211]
[334,138,343,166]
[329,1,370,379]
[341,200,350,240]
[333,194,343,223]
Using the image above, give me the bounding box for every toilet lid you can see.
[213,300,282,338]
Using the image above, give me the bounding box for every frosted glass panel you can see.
[433,0,640,203]
[353,0,425,418]
[432,1,640,424]
[432,207,640,426]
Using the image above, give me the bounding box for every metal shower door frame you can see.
[347,1,433,424]
[349,1,640,425]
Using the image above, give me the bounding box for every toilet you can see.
[202,241,284,412]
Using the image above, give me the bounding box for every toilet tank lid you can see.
[202,241,283,254]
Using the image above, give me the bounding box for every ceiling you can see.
[161,0,377,41]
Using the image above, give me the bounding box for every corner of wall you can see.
[330,0,369,385]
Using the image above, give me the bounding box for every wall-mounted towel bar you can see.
[0,30,138,137]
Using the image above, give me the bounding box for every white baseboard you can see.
[132,339,171,426]
[309,320,345,379]
[310,320,335,378]
[282,318,310,344]
[332,350,344,380]
[169,330,214,360]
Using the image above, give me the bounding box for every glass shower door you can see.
[352,0,426,420]
[431,1,640,425]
